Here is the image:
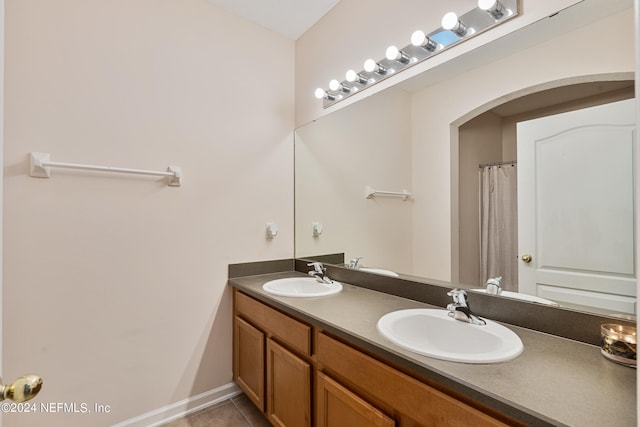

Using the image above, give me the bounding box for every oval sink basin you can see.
[377,309,523,364]
[470,289,559,306]
[360,268,399,277]
[263,277,342,297]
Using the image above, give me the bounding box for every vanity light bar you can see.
[315,0,518,108]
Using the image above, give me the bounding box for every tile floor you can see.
[161,394,271,427]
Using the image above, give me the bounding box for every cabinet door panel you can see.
[317,372,395,427]
[267,338,311,427]
[233,316,265,411]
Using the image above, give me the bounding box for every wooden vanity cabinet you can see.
[233,290,312,426]
[233,289,521,427]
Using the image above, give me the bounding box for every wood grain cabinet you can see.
[233,316,265,410]
[267,338,311,426]
[233,290,312,426]
[317,371,395,427]
[232,289,521,427]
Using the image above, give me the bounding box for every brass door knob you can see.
[521,254,533,263]
[0,375,43,402]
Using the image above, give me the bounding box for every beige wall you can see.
[295,87,413,273]
[458,112,503,286]
[4,0,293,425]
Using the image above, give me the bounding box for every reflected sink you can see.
[377,309,523,363]
[360,268,399,277]
[262,277,342,297]
[470,289,559,306]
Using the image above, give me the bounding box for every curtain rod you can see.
[479,160,517,168]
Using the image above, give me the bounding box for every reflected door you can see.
[517,98,636,315]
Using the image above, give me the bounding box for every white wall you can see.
[3,1,293,425]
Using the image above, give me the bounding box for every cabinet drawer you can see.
[317,333,510,427]
[235,291,311,356]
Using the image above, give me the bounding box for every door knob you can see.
[0,374,43,402]
[521,254,532,263]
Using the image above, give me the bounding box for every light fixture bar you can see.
[317,0,518,108]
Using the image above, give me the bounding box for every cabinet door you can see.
[233,316,265,411]
[317,372,395,427]
[266,338,311,427]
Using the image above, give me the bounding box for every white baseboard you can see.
[111,382,242,427]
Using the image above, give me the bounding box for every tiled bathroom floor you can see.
[161,394,271,427]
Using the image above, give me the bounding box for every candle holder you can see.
[601,324,636,367]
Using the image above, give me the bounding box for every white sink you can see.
[470,289,559,306]
[262,277,342,297]
[377,309,523,363]
[360,268,399,277]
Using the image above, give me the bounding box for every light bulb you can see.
[441,12,459,30]
[314,88,336,101]
[363,59,376,73]
[363,59,388,75]
[478,0,505,18]
[386,45,410,64]
[411,30,437,52]
[346,69,368,85]
[385,45,400,61]
[478,0,497,10]
[441,12,468,36]
[328,79,351,94]
[411,30,426,46]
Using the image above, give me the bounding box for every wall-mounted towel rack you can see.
[365,185,411,201]
[29,152,181,187]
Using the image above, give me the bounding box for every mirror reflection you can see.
[294,0,636,319]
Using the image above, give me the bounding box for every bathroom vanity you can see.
[229,268,636,427]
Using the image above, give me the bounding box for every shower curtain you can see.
[479,164,518,291]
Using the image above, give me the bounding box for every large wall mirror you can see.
[295,0,636,319]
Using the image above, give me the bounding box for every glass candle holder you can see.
[601,324,636,367]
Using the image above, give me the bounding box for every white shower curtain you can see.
[479,164,518,291]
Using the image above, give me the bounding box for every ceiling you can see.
[206,0,341,40]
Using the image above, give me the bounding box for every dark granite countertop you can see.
[229,271,636,427]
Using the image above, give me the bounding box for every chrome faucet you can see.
[349,257,363,269]
[486,276,503,295]
[307,262,333,284]
[447,289,486,325]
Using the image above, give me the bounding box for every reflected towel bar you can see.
[29,152,181,187]
[365,185,411,201]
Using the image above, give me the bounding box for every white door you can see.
[517,98,636,315]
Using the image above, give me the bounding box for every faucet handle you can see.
[307,262,325,274]
[447,288,468,305]
[486,276,503,295]
[349,257,363,269]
